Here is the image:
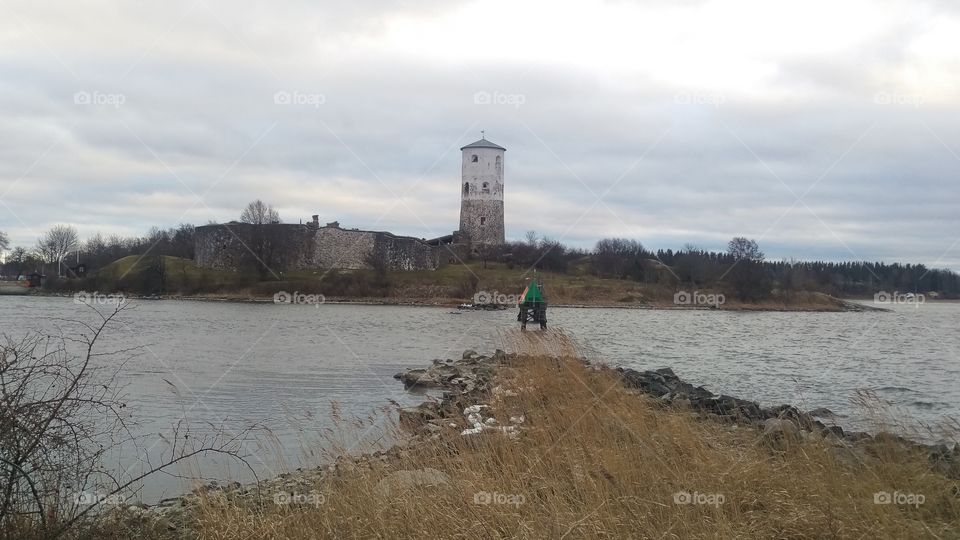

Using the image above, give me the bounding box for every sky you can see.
[1,0,959,270]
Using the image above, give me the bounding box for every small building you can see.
[25,273,45,288]
[67,264,87,278]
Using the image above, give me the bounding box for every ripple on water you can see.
[0,297,958,500]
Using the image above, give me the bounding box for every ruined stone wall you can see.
[195,223,437,272]
[374,233,439,271]
[311,227,377,270]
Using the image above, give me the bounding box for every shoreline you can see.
[121,345,958,536]
[18,290,892,312]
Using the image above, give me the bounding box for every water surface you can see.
[1,297,956,501]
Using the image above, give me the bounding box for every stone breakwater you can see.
[616,365,959,478]
[394,353,960,479]
[122,350,959,533]
[393,349,526,437]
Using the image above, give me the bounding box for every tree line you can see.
[484,234,960,299]
[0,201,282,278]
[2,204,959,299]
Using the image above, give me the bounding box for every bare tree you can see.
[725,237,770,301]
[727,237,764,262]
[4,247,28,277]
[524,230,538,247]
[37,225,79,276]
[593,238,645,279]
[238,201,283,279]
[240,200,280,225]
[0,230,8,253]
[0,304,258,538]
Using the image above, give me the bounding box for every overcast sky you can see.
[1,0,958,270]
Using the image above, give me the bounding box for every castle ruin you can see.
[194,135,507,273]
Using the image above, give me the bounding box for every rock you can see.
[808,407,836,418]
[375,468,451,498]
[462,349,478,360]
[763,404,815,429]
[619,368,715,401]
[655,367,677,378]
[820,424,844,439]
[696,395,763,420]
[672,397,692,409]
[399,403,443,430]
[844,431,873,443]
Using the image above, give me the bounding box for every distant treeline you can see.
[0,225,196,278]
[2,221,958,299]
[483,235,960,299]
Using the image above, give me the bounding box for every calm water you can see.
[1,297,957,501]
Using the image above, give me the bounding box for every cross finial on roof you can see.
[481,130,485,139]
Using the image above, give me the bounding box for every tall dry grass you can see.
[192,331,959,539]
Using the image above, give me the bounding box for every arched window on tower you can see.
[471,155,478,163]
[463,182,470,195]
[495,155,502,175]
[482,182,489,194]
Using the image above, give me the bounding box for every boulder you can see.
[399,403,443,430]
[763,404,815,429]
[820,424,845,439]
[619,368,715,401]
[808,407,837,418]
[695,394,763,420]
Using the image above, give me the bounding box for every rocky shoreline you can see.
[393,351,957,474]
[122,348,957,533]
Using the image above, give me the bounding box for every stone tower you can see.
[459,135,505,245]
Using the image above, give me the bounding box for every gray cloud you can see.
[1,0,959,271]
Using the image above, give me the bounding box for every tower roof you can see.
[461,138,506,151]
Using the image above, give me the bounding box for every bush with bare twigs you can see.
[0,305,258,540]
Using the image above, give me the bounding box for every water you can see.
[1,296,957,501]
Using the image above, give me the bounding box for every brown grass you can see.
[185,331,959,539]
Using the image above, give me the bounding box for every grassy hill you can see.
[52,255,248,296]
[40,256,846,310]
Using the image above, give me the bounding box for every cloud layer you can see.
[1,0,958,269]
